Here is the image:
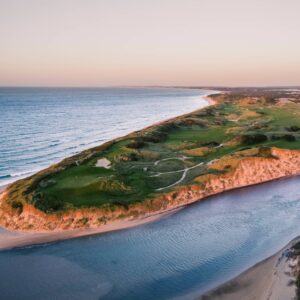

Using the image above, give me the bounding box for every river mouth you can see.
[1,175,300,299]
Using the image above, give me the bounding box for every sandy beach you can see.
[2,90,300,300]
[0,208,181,250]
[199,237,300,300]
[0,93,213,250]
[0,183,181,250]
[2,1,299,297]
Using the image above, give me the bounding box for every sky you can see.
[1,0,300,87]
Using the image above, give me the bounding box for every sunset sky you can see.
[1,0,300,87]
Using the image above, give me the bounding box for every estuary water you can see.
[2,87,300,300]
[1,177,300,299]
[0,87,210,187]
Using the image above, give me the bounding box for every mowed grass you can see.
[35,158,155,209]
[257,104,300,129]
[165,125,232,147]
[9,94,300,213]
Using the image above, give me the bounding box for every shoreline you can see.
[0,206,182,250]
[1,171,300,252]
[0,89,216,190]
[199,236,300,300]
[0,90,214,250]
[2,92,300,249]
[2,90,300,298]
[1,173,299,251]
[0,92,300,255]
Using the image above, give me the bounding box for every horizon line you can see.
[0,85,300,89]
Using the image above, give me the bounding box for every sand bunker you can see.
[95,158,111,169]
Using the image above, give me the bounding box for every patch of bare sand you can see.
[226,110,260,122]
[0,208,181,250]
[199,238,300,300]
[95,158,111,168]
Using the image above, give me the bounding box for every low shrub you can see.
[32,192,64,212]
[241,134,268,144]
[11,200,23,212]
[127,140,145,149]
[77,217,89,225]
[287,126,300,132]
[283,134,296,142]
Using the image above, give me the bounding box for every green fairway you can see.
[7,90,300,213]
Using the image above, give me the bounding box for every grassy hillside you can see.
[6,88,300,214]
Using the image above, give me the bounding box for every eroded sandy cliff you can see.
[1,147,300,231]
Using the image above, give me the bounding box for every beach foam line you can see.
[0,168,43,187]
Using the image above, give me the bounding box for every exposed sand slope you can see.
[1,147,300,232]
[0,208,180,250]
[199,238,300,300]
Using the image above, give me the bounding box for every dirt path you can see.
[152,160,204,191]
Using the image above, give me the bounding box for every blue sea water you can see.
[0,87,210,186]
[2,87,300,300]
[1,177,300,299]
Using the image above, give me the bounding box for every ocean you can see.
[0,87,210,187]
[2,87,300,299]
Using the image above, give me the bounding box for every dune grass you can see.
[6,91,300,213]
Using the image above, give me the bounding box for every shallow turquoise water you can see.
[1,177,300,299]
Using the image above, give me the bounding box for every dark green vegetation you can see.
[7,89,300,213]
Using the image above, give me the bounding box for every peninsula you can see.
[1,88,300,236]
